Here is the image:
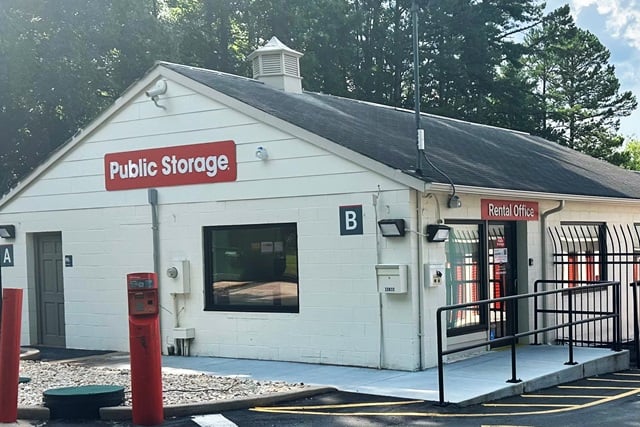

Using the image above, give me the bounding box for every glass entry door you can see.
[446,221,517,340]
[487,222,517,342]
[445,223,484,332]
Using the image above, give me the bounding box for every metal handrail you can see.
[436,280,621,405]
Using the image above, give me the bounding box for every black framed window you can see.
[204,223,299,312]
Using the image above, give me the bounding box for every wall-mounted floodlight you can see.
[426,224,450,242]
[255,146,269,160]
[378,219,406,237]
[0,225,15,239]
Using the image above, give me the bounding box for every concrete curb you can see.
[17,406,50,421]
[19,348,40,361]
[455,349,630,406]
[99,386,337,421]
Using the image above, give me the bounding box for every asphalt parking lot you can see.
[219,369,640,426]
[30,370,640,426]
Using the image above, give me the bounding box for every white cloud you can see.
[570,0,640,49]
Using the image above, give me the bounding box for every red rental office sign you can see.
[104,140,237,191]
[481,199,539,221]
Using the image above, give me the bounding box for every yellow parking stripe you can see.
[252,376,640,418]
[559,385,637,390]
[588,378,640,383]
[520,394,603,399]
[483,403,574,408]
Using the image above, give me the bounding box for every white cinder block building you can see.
[1,37,640,371]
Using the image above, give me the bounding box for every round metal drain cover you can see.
[43,384,125,419]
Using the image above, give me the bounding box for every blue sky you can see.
[545,0,640,139]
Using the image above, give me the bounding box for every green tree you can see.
[523,5,637,163]
[418,0,542,124]
[621,139,640,171]
[0,0,166,193]
[1,0,636,196]
[162,0,248,73]
[240,0,358,97]
[485,60,543,133]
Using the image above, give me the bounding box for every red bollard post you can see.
[127,273,163,426]
[0,288,24,423]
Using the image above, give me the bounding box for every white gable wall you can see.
[0,77,423,369]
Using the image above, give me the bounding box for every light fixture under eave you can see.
[426,224,450,242]
[378,219,406,237]
[0,225,16,239]
[448,194,462,209]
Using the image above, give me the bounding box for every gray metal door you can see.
[36,233,65,346]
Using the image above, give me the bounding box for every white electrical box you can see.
[375,264,408,293]
[167,259,191,294]
[425,264,446,287]
[173,327,195,339]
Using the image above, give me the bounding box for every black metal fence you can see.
[548,223,639,346]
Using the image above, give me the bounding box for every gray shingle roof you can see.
[163,62,640,200]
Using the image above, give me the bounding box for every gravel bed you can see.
[18,360,307,407]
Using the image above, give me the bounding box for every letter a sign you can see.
[339,205,363,236]
[0,244,14,267]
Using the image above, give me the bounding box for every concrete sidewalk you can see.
[158,344,629,405]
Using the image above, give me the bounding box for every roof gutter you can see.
[428,183,640,205]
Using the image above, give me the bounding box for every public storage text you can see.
[109,154,229,180]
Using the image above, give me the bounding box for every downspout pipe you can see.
[372,192,384,369]
[410,190,424,370]
[541,200,565,280]
[148,189,176,350]
[148,189,160,274]
[416,190,424,370]
[540,200,565,344]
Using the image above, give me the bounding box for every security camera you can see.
[145,80,167,98]
[255,146,269,160]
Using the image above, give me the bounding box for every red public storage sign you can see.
[105,140,237,191]
[481,199,539,221]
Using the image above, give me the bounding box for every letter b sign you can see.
[339,205,363,236]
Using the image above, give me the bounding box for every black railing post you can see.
[436,307,445,405]
[631,281,640,366]
[614,281,622,352]
[534,281,539,345]
[507,299,521,383]
[565,287,577,365]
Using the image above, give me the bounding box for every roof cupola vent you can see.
[247,36,303,93]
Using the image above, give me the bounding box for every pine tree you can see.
[523,5,636,163]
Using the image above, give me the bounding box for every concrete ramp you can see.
[159,344,629,405]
